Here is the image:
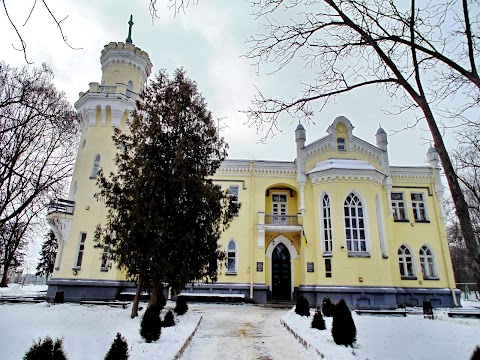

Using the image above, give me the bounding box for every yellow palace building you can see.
[47,29,460,309]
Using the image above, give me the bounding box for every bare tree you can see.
[148,0,198,18]
[244,0,480,288]
[0,62,79,256]
[0,213,32,287]
[2,0,81,63]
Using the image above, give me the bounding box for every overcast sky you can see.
[0,0,453,168]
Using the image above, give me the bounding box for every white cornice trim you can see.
[308,168,385,185]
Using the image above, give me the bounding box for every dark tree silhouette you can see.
[295,295,310,317]
[322,298,334,317]
[94,68,237,318]
[23,337,68,360]
[331,299,356,347]
[35,230,58,281]
[311,309,326,330]
[104,333,129,360]
[140,305,162,343]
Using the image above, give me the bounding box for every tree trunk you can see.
[130,273,143,319]
[149,282,160,308]
[420,101,480,290]
[0,260,10,287]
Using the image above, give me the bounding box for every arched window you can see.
[226,240,237,273]
[419,246,436,278]
[127,81,133,91]
[90,154,101,179]
[398,245,414,277]
[344,193,367,252]
[321,194,333,253]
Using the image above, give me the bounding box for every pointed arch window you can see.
[321,194,333,254]
[419,246,437,278]
[398,245,415,279]
[90,154,101,179]
[226,240,237,274]
[344,193,367,255]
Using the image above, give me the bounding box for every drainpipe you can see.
[249,160,254,301]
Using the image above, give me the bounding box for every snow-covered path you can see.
[181,303,312,360]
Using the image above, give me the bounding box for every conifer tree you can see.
[104,333,129,360]
[471,346,480,360]
[331,299,356,347]
[311,309,326,330]
[162,310,175,327]
[23,337,68,360]
[94,68,238,318]
[174,296,188,315]
[140,305,162,343]
[35,230,58,281]
[295,295,310,317]
[322,298,334,317]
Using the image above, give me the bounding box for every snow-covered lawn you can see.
[1,285,479,360]
[282,301,480,360]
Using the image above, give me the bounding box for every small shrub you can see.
[23,337,68,360]
[104,333,129,360]
[140,305,162,343]
[162,310,175,327]
[174,296,188,315]
[295,295,310,317]
[331,299,356,347]
[322,298,334,317]
[311,309,326,330]
[471,346,480,360]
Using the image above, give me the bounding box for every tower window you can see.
[337,137,346,151]
[74,232,87,269]
[90,154,101,179]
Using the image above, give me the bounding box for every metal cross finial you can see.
[126,15,134,44]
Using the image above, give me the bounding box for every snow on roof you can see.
[308,158,377,174]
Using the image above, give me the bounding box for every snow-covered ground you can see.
[1,284,479,359]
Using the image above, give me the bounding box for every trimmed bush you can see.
[471,346,480,360]
[23,337,68,360]
[311,309,326,330]
[162,310,175,327]
[174,296,188,315]
[104,333,129,360]
[322,298,334,317]
[140,305,162,343]
[295,295,310,317]
[331,299,356,347]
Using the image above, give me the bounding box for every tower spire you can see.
[126,15,134,44]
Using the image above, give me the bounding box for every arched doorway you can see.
[272,243,291,300]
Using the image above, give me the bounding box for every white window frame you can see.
[391,192,408,221]
[344,192,368,255]
[100,245,110,271]
[90,154,101,179]
[226,239,237,274]
[411,193,428,222]
[398,244,415,278]
[74,232,87,269]
[321,193,333,254]
[419,245,437,278]
[228,185,239,216]
[272,192,288,224]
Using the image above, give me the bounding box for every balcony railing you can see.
[47,199,75,215]
[265,214,299,226]
[98,85,117,94]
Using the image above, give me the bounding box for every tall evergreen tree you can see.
[35,230,58,281]
[331,299,356,347]
[95,68,237,318]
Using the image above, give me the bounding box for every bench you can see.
[178,292,245,302]
[0,295,45,304]
[448,309,480,319]
[80,300,130,309]
[355,308,407,317]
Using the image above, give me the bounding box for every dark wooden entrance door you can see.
[272,243,291,300]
